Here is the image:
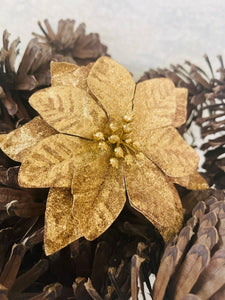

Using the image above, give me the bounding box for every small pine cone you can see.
[153,189,225,300]
[33,19,109,67]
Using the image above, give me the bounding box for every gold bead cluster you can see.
[93,113,144,168]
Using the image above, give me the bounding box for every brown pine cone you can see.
[153,189,225,300]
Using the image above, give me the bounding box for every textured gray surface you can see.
[1,0,225,80]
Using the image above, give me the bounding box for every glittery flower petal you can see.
[87,56,135,121]
[50,61,79,86]
[0,116,57,162]
[172,88,188,127]
[72,159,125,240]
[29,86,107,138]
[132,78,177,132]
[44,188,82,255]
[139,126,199,177]
[19,134,95,188]
[172,171,209,190]
[51,62,93,92]
[125,157,183,243]
[66,63,93,92]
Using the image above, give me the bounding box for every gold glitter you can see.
[114,147,124,158]
[109,123,119,132]
[0,56,208,256]
[93,132,105,141]
[98,141,108,151]
[133,141,141,150]
[0,117,57,162]
[122,124,132,133]
[44,188,82,255]
[110,157,119,168]
[123,113,133,122]
[124,154,133,165]
[136,152,145,160]
[108,135,120,144]
[125,138,132,144]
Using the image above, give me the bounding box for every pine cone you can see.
[33,19,109,66]
[153,189,225,300]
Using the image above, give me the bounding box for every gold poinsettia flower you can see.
[0,57,208,255]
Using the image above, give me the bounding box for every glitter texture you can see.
[0,56,208,255]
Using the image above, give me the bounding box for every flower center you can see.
[93,113,144,168]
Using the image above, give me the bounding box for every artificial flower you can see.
[0,57,208,255]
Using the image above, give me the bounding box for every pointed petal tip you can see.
[29,86,107,139]
[142,127,200,178]
[125,157,183,244]
[0,117,56,163]
[44,188,83,256]
[172,171,209,191]
[87,56,135,121]
[73,164,126,241]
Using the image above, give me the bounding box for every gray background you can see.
[1,0,225,80]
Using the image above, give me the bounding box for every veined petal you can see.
[0,117,57,162]
[44,188,82,255]
[138,126,199,177]
[87,56,135,121]
[132,78,177,133]
[125,157,183,243]
[19,134,96,188]
[51,61,93,92]
[69,63,93,92]
[172,171,209,190]
[72,157,125,240]
[0,135,5,144]
[172,88,188,127]
[72,146,111,196]
[51,61,79,86]
[29,86,107,139]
